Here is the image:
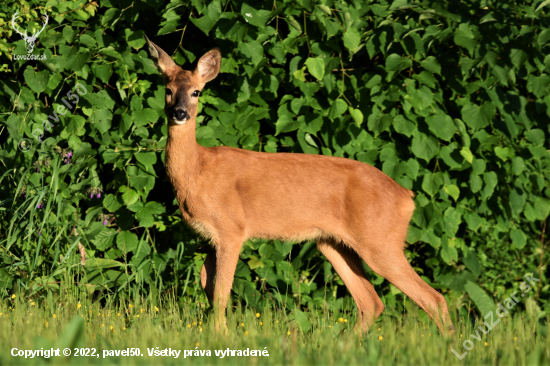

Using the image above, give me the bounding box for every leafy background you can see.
[0,0,549,322]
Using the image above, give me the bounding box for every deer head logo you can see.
[11,11,48,54]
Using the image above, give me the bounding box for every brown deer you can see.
[144,35,455,336]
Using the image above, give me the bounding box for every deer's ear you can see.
[195,48,221,84]
[144,35,178,78]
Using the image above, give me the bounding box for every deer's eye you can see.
[165,88,172,96]
[192,90,200,97]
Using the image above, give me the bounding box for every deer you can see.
[144,35,456,336]
[11,11,49,54]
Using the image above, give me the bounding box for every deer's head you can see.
[11,11,48,54]
[145,36,221,126]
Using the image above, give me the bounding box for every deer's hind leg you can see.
[352,196,455,336]
[200,246,216,304]
[317,239,384,332]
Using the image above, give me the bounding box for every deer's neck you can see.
[165,118,201,202]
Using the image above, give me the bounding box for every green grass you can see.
[0,293,549,365]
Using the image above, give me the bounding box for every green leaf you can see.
[422,173,442,197]
[23,67,50,94]
[425,113,456,141]
[386,54,412,72]
[328,99,348,119]
[120,186,139,206]
[510,228,527,249]
[116,231,139,252]
[103,194,123,213]
[494,146,513,161]
[135,152,157,167]
[393,115,416,137]
[525,129,545,146]
[92,109,113,134]
[294,309,312,333]
[125,29,146,49]
[367,113,392,137]
[509,188,526,218]
[92,229,117,251]
[343,28,361,52]
[463,251,481,276]
[443,185,460,202]
[293,67,306,82]
[238,41,264,65]
[133,109,159,126]
[85,258,123,270]
[136,210,155,228]
[411,133,440,162]
[248,255,264,270]
[460,147,473,164]
[461,102,495,131]
[93,64,113,84]
[464,281,495,317]
[349,107,363,125]
[305,57,325,80]
[481,172,498,200]
[421,56,441,74]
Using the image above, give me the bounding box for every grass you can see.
[0,292,549,366]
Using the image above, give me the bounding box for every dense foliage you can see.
[0,0,549,320]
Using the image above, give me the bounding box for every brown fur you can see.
[145,36,455,336]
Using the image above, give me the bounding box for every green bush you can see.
[0,0,548,318]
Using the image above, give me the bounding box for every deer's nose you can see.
[173,109,189,121]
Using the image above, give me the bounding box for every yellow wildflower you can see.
[338,317,344,323]
[31,302,35,306]
[287,331,291,335]
[260,322,263,326]
[129,304,134,308]
[199,321,202,325]
[378,336,383,340]
[344,319,347,323]
[53,314,56,319]
[484,342,488,346]
[187,324,191,328]
[245,331,249,336]
[11,294,16,299]
[154,306,159,312]
[514,337,517,341]
[77,302,81,309]
[199,327,203,332]
[136,314,140,318]
[122,327,126,330]
[140,308,145,313]
[195,343,200,347]
[192,321,197,326]
[241,322,244,327]
[45,321,49,328]
[117,313,120,317]
[256,313,260,318]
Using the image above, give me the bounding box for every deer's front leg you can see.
[212,237,243,332]
[200,247,216,304]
